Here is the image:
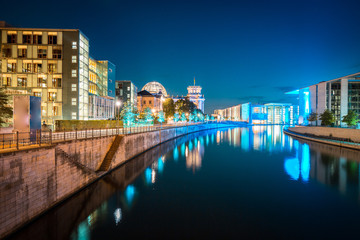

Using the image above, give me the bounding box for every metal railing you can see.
[0,122,216,151]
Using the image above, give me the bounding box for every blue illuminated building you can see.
[287,72,360,126]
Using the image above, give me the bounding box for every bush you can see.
[55,120,123,131]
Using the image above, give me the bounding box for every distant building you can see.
[142,81,168,97]
[115,80,138,112]
[214,102,298,125]
[287,72,360,126]
[172,78,205,113]
[137,90,162,113]
[0,22,116,126]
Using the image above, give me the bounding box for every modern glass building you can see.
[115,80,138,110]
[289,72,360,126]
[0,23,115,126]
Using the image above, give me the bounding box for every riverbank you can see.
[0,123,234,238]
[284,127,360,151]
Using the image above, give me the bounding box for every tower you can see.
[187,77,205,113]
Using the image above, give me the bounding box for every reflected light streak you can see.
[125,185,135,205]
[284,158,300,180]
[158,157,164,173]
[145,168,152,185]
[114,208,122,225]
[173,147,179,161]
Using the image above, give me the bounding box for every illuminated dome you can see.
[142,81,168,96]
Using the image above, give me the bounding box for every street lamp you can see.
[116,100,122,128]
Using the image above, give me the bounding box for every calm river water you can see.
[7,126,360,239]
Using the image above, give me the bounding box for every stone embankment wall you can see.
[288,126,360,142]
[0,123,227,238]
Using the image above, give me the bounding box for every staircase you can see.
[56,148,95,175]
[97,135,123,172]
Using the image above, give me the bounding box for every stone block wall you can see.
[289,126,360,142]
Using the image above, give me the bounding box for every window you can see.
[48,92,57,101]
[33,92,42,97]
[33,35,42,44]
[7,62,16,72]
[38,47,47,58]
[23,34,31,44]
[149,100,152,104]
[143,100,146,104]
[37,77,47,87]
[72,69,77,77]
[52,78,61,88]
[33,63,42,73]
[53,106,60,116]
[17,77,27,87]
[2,46,11,57]
[72,98,77,106]
[48,63,57,73]
[72,84,77,91]
[41,106,46,116]
[22,62,32,72]
[18,48,27,58]
[2,77,11,86]
[72,112,77,120]
[48,35,57,44]
[7,33,17,43]
[72,55,77,63]
[53,47,62,59]
[72,41,77,49]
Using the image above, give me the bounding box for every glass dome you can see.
[142,81,168,96]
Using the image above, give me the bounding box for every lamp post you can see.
[116,100,121,128]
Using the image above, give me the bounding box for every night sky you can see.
[3,0,360,113]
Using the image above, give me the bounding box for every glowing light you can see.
[145,168,152,185]
[173,147,179,161]
[152,169,156,183]
[116,100,121,106]
[301,144,310,182]
[158,157,164,173]
[284,158,300,180]
[114,208,122,225]
[181,143,186,156]
[125,185,135,205]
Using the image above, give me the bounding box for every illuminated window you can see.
[23,34,31,44]
[33,63,42,73]
[52,78,61,88]
[17,77,27,87]
[53,106,60,116]
[53,47,62,59]
[7,63,16,73]
[72,69,77,77]
[72,84,77,91]
[72,98,77,106]
[2,77,11,86]
[48,92,57,101]
[33,92,42,97]
[72,55,77,63]
[48,35,57,44]
[38,47,47,58]
[48,63,57,73]
[33,34,42,44]
[72,41,77,49]
[37,77,47,87]
[22,62,32,72]
[127,87,130,91]
[7,33,17,43]
[72,112,77,119]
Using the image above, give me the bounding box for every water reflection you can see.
[7,126,360,240]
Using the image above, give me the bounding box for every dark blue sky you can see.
[3,0,360,113]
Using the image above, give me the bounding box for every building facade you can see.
[172,78,205,113]
[214,102,298,125]
[289,72,360,126]
[115,80,138,110]
[137,90,162,113]
[0,24,115,126]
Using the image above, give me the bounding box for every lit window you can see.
[72,41,77,49]
[72,98,77,106]
[127,87,130,91]
[72,84,77,91]
[72,55,77,63]
[72,112,77,120]
[72,69,77,77]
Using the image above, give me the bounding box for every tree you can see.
[163,98,175,118]
[175,97,197,115]
[181,112,187,122]
[174,112,180,122]
[307,112,318,126]
[342,110,358,127]
[120,102,137,126]
[319,109,335,126]
[157,111,165,123]
[143,107,154,123]
[188,113,194,122]
[0,89,12,126]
